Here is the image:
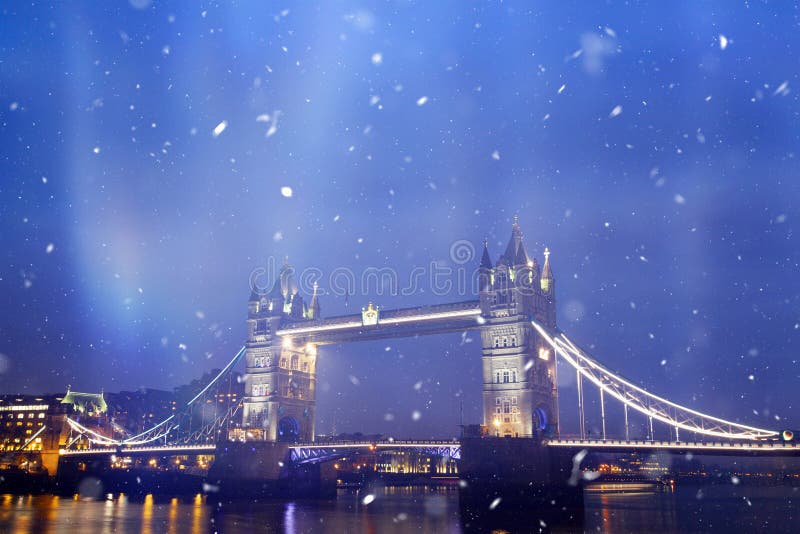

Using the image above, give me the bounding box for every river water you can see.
[0,484,797,533]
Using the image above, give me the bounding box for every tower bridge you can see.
[242,217,559,442]
[58,218,796,494]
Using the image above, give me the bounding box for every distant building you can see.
[0,395,58,454]
[0,390,107,474]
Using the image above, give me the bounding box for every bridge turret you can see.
[541,247,554,294]
[308,281,321,319]
[289,292,306,319]
[529,256,541,288]
[248,287,260,315]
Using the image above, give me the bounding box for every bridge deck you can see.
[60,438,800,458]
[290,440,461,450]
[60,444,217,456]
[548,439,800,455]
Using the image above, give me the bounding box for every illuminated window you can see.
[38,413,45,419]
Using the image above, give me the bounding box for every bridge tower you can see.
[243,260,318,442]
[478,217,558,438]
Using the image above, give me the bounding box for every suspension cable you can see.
[532,320,777,440]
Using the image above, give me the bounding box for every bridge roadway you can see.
[288,440,462,463]
[58,440,463,462]
[58,438,800,461]
[547,438,800,456]
[59,443,217,457]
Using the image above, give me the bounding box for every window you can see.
[503,370,509,383]
[495,398,501,405]
[502,337,508,348]
[254,320,267,335]
[494,338,500,348]
[511,336,517,347]
[291,355,299,370]
[512,370,517,383]
[495,371,500,383]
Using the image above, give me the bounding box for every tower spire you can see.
[309,280,321,319]
[541,247,554,292]
[501,215,524,265]
[480,238,492,269]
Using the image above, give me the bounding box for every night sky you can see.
[1,1,799,439]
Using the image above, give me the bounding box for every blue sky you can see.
[1,1,799,438]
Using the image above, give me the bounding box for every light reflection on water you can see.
[0,484,797,533]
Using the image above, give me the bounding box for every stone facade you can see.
[478,217,558,438]
[242,262,319,442]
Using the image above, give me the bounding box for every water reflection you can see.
[0,484,796,533]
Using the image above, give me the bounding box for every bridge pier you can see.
[54,453,206,497]
[206,441,336,499]
[458,437,583,529]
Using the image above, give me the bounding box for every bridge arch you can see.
[278,416,300,443]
